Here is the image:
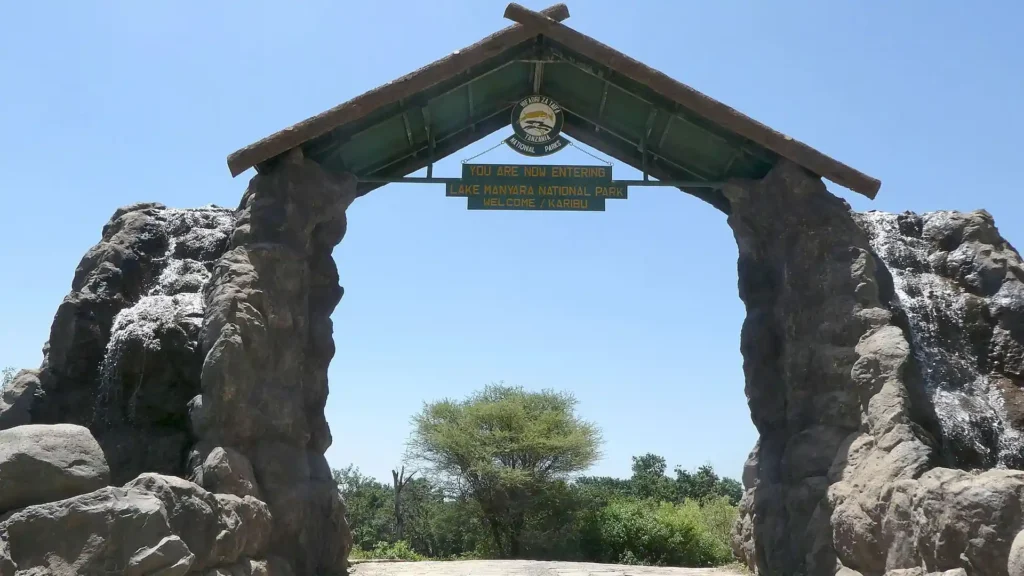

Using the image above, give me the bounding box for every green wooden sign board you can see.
[447,164,627,212]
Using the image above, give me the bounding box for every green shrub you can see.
[579,497,736,567]
[366,541,425,561]
[618,550,648,565]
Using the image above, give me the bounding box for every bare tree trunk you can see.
[392,466,415,542]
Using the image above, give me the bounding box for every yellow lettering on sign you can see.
[503,197,536,208]
[523,166,546,177]
[595,186,624,198]
[550,166,606,179]
[453,183,481,196]
[498,165,519,176]
[468,165,491,177]
[547,198,591,209]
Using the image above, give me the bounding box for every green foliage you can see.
[365,541,425,561]
[335,464,487,559]
[577,498,736,567]
[629,453,676,501]
[335,456,743,567]
[674,463,742,505]
[1,367,15,390]
[577,455,744,507]
[335,384,746,568]
[334,465,396,551]
[407,383,602,557]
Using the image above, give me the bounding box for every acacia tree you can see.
[407,383,601,558]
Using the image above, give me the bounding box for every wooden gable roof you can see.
[226,3,880,211]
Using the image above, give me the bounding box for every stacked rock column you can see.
[188,148,355,576]
[724,160,933,575]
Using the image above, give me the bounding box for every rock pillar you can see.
[725,160,934,575]
[189,148,355,575]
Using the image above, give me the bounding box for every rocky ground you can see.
[349,560,742,576]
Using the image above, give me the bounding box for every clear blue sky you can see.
[1,1,1022,483]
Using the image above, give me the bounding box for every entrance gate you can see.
[219,4,883,576]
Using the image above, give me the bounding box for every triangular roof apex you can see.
[226,3,880,200]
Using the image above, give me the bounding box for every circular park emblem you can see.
[504,95,570,157]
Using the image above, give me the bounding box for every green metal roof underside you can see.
[299,36,780,211]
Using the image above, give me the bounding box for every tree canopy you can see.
[407,383,601,556]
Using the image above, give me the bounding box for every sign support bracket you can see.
[641,135,648,181]
[422,107,435,178]
[641,108,657,182]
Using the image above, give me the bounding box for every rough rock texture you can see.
[726,159,901,576]
[0,370,40,430]
[0,423,110,514]
[0,485,174,575]
[27,203,235,484]
[196,445,262,499]
[0,473,275,576]
[728,161,1024,575]
[203,558,278,576]
[1008,529,1024,576]
[125,535,195,576]
[857,209,1024,469]
[0,537,14,576]
[124,473,272,571]
[7,149,355,574]
[186,148,356,576]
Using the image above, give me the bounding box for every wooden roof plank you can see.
[225,3,570,177]
[502,3,881,199]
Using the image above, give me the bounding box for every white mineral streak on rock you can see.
[857,210,1023,467]
[97,207,234,419]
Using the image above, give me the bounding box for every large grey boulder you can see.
[0,370,39,431]
[0,423,109,515]
[1009,529,1024,576]
[0,486,174,575]
[0,473,275,576]
[124,473,271,571]
[895,469,1024,574]
[191,444,261,499]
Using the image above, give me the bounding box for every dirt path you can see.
[349,559,743,576]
